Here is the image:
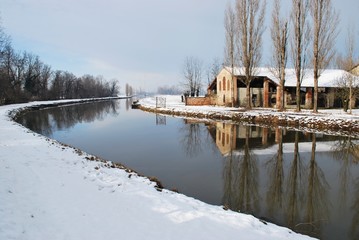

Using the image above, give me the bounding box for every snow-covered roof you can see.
[224,66,359,88]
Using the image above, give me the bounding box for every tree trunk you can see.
[296,78,301,111]
[313,71,318,113]
[246,84,251,109]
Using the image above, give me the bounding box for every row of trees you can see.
[0,22,119,105]
[125,83,134,96]
[224,0,343,112]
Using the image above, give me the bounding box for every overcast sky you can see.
[1,0,358,93]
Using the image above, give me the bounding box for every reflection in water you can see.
[222,124,259,213]
[285,131,305,231]
[333,137,359,206]
[156,114,167,125]
[351,178,359,238]
[266,128,284,219]
[16,100,120,137]
[208,121,359,239]
[332,137,359,238]
[303,134,329,238]
[179,119,204,157]
[125,98,131,111]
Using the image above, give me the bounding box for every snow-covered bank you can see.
[0,99,313,240]
[139,95,359,137]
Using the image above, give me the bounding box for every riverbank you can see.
[0,98,313,239]
[139,95,359,137]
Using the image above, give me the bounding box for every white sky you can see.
[1,0,358,93]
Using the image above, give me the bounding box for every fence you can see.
[156,97,166,108]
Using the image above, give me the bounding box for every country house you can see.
[352,64,359,76]
[196,67,359,109]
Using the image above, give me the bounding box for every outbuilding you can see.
[207,67,359,109]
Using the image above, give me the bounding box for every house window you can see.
[222,132,225,146]
[219,80,221,91]
[223,77,226,91]
[227,80,230,91]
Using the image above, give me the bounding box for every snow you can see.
[0,98,314,240]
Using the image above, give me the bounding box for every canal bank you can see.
[139,95,359,137]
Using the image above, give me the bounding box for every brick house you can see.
[351,64,359,76]
[206,67,359,109]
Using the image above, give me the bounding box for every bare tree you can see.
[182,56,203,97]
[206,57,222,85]
[24,53,43,98]
[291,0,311,112]
[336,29,357,72]
[38,64,52,100]
[310,0,339,112]
[109,79,119,97]
[125,83,134,96]
[0,18,10,56]
[336,28,359,113]
[270,0,289,111]
[0,21,12,104]
[236,0,266,109]
[224,2,237,106]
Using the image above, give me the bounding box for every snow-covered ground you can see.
[0,98,314,239]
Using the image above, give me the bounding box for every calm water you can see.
[16,99,359,240]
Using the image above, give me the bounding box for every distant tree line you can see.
[125,83,134,96]
[157,85,182,95]
[0,21,119,105]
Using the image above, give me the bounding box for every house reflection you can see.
[207,122,335,156]
[206,122,359,239]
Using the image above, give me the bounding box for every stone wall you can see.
[185,97,215,106]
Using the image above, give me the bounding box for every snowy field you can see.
[0,98,314,240]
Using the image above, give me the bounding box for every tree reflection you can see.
[332,137,359,206]
[302,134,330,238]
[331,136,359,238]
[211,124,358,239]
[125,98,132,111]
[223,125,259,213]
[16,100,120,137]
[266,128,284,218]
[351,177,359,238]
[285,131,305,229]
[179,120,204,157]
